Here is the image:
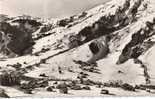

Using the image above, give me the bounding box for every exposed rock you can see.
[20,79,48,90]
[121,83,135,91]
[67,81,76,87]
[59,88,68,94]
[20,82,35,90]
[56,82,68,94]
[70,85,82,90]
[0,14,9,22]
[39,24,52,33]
[23,89,33,94]
[103,80,123,88]
[61,4,131,50]
[58,19,70,27]
[95,83,103,88]
[88,37,109,63]
[82,79,94,85]
[100,89,109,94]
[77,72,88,79]
[37,80,49,88]
[0,71,21,86]
[39,73,48,77]
[139,85,155,90]
[0,89,10,98]
[117,21,155,64]
[46,86,54,92]
[7,63,22,70]
[56,82,67,89]
[0,0,155,97]
[82,86,91,90]
[78,12,87,19]
[41,48,50,53]
[0,22,35,56]
[134,59,150,84]
[40,59,46,64]
[146,89,151,93]
[68,34,82,48]
[135,85,146,90]
[58,66,63,74]
[53,81,58,85]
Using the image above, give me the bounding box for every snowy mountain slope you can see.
[139,44,155,84]
[0,0,155,97]
[29,0,155,84]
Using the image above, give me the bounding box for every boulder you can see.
[24,89,33,94]
[46,86,54,92]
[0,89,10,98]
[88,37,109,63]
[56,82,68,94]
[39,73,48,77]
[82,86,91,90]
[59,88,68,94]
[100,89,109,94]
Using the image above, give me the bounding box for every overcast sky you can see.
[0,0,108,18]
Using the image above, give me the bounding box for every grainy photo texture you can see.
[0,0,155,98]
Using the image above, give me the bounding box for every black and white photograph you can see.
[0,0,155,98]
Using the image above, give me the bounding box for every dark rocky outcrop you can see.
[12,19,42,28]
[70,85,82,90]
[20,79,48,90]
[56,82,68,94]
[46,86,54,92]
[82,86,91,90]
[65,0,135,50]
[0,71,21,86]
[0,17,42,57]
[89,41,100,54]
[117,21,155,64]
[68,34,82,48]
[121,83,135,91]
[100,89,109,94]
[0,14,9,22]
[58,17,74,27]
[39,25,52,33]
[0,21,37,56]
[88,37,109,63]
[78,12,87,19]
[134,59,150,84]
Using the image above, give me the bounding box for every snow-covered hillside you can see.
[0,0,155,97]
